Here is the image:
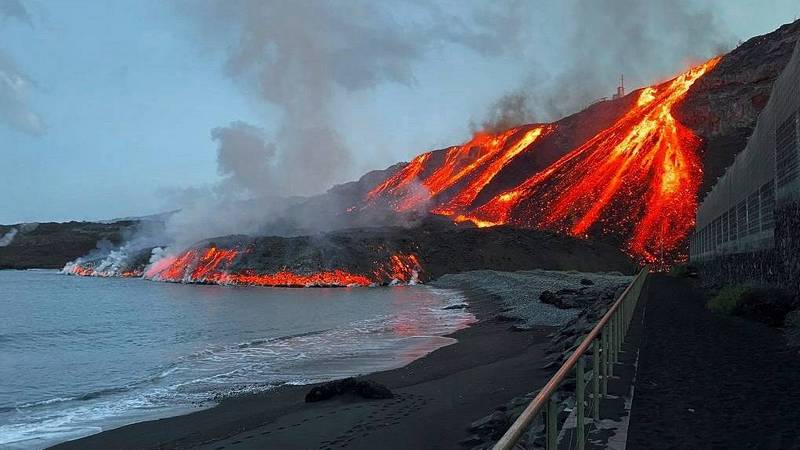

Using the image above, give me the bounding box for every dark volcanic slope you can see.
[232,220,636,281]
[133,219,636,285]
[678,19,800,197]
[0,221,138,270]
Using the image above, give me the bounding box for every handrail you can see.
[493,266,649,450]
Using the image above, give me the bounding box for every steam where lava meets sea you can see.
[63,220,637,286]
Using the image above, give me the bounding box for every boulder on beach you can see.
[305,378,393,402]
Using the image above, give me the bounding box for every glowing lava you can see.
[144,246,422,287]
[461,58,721,266]
[364,126,552,213]
[363,57,721,268]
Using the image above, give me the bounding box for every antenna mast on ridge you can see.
[613,74,625,99]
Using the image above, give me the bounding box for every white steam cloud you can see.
[0,227,17,246]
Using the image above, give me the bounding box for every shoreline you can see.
[50,282,557,450]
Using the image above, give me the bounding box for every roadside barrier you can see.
[493,267,649,450]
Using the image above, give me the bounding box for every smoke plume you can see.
[180,0,526,199]
[479,0,732,126]
[479,90,536,133]
[142,0,529,253]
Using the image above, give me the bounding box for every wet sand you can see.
[51,287,556,450]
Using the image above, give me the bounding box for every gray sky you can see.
[1,0,799,224]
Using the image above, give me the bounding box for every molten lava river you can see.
[362,57,721,268]
[141,247,422,287]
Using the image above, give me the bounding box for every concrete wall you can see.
[690,37,800,262]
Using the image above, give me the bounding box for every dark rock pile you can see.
[543,285,626,366]
[305,378,393,403]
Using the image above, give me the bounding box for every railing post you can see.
[625,291,632,327]
[547,396,558,450]
[592,339,600,420]
[620,308,625,345]
[601,328,609,396]
[608,319,616,375]
[621,298,627,335]
[490,268,648,450]
[622,302,628,336]
[617,316,625,362]
[576,356,585,450]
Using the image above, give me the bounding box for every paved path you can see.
[627,275,800,450]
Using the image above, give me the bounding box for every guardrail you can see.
[493,267,649,450]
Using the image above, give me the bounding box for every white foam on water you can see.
[0,285,474,449]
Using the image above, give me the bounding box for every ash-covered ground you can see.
[432,269,632,327]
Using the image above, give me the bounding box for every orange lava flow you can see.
[143,246,422,287]
[461,57,721,267]
[434,125,553,217]
[364,126,551,212]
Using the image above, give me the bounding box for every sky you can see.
[1,0,799,224]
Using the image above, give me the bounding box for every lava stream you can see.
[364,126,551,213]
[460,57,721,266]
[143,246,422,287]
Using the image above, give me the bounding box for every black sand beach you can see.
[50,284,559,450]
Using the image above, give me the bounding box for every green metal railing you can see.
[493,267,649,450]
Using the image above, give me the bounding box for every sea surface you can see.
[0,270,474,449]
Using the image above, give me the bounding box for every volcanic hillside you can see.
[343,20,800,267]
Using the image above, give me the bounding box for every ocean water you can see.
[0,270,474,449]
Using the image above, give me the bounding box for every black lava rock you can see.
[580,278,594,285]
[305,378,393,402]
[539,290,559,305]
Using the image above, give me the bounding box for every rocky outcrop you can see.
[678,20,800,196]
[0,221,140,270]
